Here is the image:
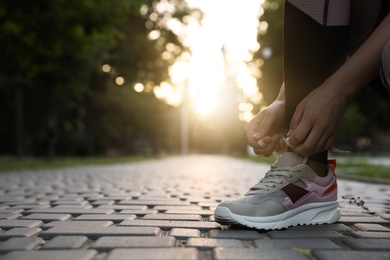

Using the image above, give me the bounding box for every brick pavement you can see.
[0,155,389,260]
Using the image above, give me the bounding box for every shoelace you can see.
[246,166,300,195]
[259,138,350,159]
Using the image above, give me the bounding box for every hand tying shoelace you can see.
[258,137,350,158]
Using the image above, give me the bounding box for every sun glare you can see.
[147,0,267,121]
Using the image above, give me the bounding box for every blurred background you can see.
[1,0,390,163]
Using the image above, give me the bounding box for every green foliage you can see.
[0,155,156,172]
[0,0,191,158]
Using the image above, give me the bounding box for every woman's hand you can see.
[247,100,287,157]
[286,81,348,156]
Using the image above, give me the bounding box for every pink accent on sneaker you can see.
[282,165,338,210]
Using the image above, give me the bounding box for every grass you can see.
[236,155,390,181]
[0,155,156,172]
[1,154,389,181]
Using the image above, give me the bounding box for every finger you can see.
[287,114,313,148]
[258,139,267,148]
[246,113,265,145]
[252,136,277,155]
[292,127,323,156]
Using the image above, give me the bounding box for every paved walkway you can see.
[0,155,389,260]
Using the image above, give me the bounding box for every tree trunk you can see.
[15,86,24,158]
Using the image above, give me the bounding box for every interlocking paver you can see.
[350,231,390,239]
[118,219,221,231]
[186,238,244,249]
[22,213,72,222]
[41,236,89,250]
[213,248,307,260]
[118,209,158,215]
[339,216,389,224]
[0,214,22,220]
[25,208,114,215]
[353,223,390,231]
[97,205,148,210]
[169,228,201,238]
[164,209,214,216]
[0,228,42,240]
[74,214,137,223]
[141,214,203,221]
[342,238,390,251]
[91,236,176,251]
[0,220,43,229]
[0,237,44,252]
[266,230,346,239]
[208,230,265,240]
[0,155,389,259]
[40,226,161,239]
[312,250,390,260]
[42,220,113,229]
[254,238,340,250]
[107,248,199,260]
[1,250,98,260]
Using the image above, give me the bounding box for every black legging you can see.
[283,1,349,164]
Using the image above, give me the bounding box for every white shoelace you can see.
[258,138,350,159]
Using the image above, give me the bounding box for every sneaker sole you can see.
[214,201,340,230]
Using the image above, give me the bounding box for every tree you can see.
[0,0,130,159]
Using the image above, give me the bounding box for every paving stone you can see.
[267,230,346,239]
[208,230,265,240]
[153,205,203,211]
[53,205,93,209]
[342,238,390,250]
[169,228,201,238]
[287,223,353,231]
[118,219,221,231]
[90,200,115,206]
[117,200,190,206]
[42,220,113,229]
[41,236,89,250]
[186,238,243,249]
[74,214,137,223]
[350,231,390,239]
[377,213,390,220]
[142,214,203,221]
[312,250,390,260]
[97,205,148,210]
[353,223,390,231]
[0,228,42,240]
[0,219,43,229]
[0,213,22,220]
[22,213,72,222]
[10,204,51,209]
[92,236,176,251]
[254,238,340,250]
[0,209,24,214]
[339,216,389,224]
[1,250,98,260]
[213,248,307,260]
[107,248,199,260]
[40,226,161,238]
[160,209,215,217]
[0,237,44,252]
[26,208,115,215]
[119,209,158,216]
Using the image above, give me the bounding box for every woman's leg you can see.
[283,1,349,173]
